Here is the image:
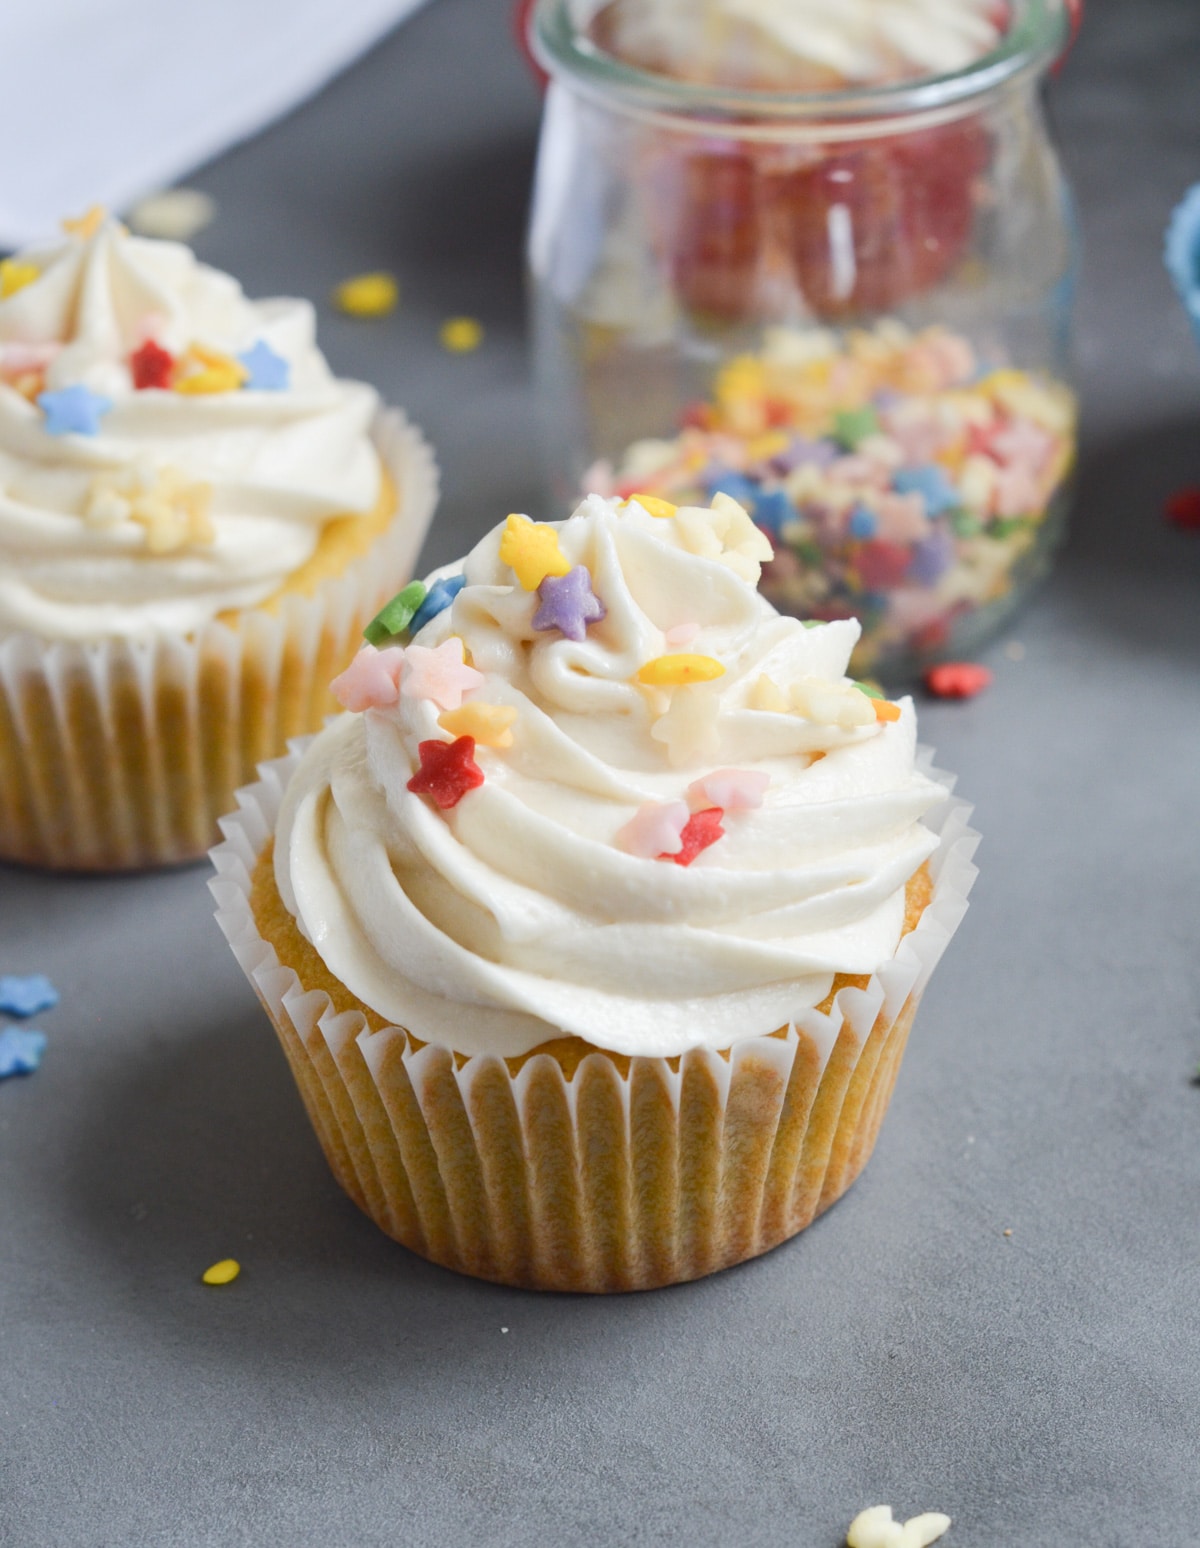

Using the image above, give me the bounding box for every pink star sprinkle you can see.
[664,621,700,647]
[687,769,769,812]
[401,637,484,711]
[331,645,405,711]
[616,800,690,859]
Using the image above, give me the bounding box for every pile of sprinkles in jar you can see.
[591,322,1076,674]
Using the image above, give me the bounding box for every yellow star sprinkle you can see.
[62,205,106,240]
[201,1258,240,1287]
[499,513,570,591]
[0,259,39,299]
[333,271,399,318]
[636,654,725,687]
[873,699,902,722]
[438,702,518,749]
[440,316,484,353]
[174,344,248,395]
[622,493,677,520]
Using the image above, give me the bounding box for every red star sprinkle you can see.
[660,807,724,867]
[1165,487,1200,531]
[130,339,174,390]
[924,662,993,700]
[406,736,484,810]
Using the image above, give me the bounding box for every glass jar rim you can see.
[529,0,1069,122]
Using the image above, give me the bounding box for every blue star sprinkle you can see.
[0,1027,47,1080]
[0,973,58,1018]
[892,463,959,517]
[37,384,113,437]
[237,339,290,391]
[409,573,466,637]
[532,565,607,643]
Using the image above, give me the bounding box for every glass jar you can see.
[527,0,1079,681]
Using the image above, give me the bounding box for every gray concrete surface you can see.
[2,1,1199,1544]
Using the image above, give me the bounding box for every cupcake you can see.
[212,491,976,1292]
[0,211,437,870]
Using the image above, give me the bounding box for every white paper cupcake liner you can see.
[210,737,977,1292]
[0,409,438,871]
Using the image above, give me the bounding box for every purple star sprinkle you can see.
[0,973,57,1017]
[0,1027,47,1079]
[532,565,606,643]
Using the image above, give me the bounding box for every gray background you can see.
[2,1,1199,1544]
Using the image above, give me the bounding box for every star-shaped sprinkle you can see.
[622,493,677,519]
[664,621,700,647]
[85,465,214,552]
[174,344,248,395]
[0,1027,47,1080]
[650,685,722,768]
[924,662,992,700]
[0,973,58,1017]
[892,463,959,517]
[750,674,787,713]
[130,339,174,390]
[407,736,485,809]
[38,384,113,437]
[0,258,40,299]
[687,769,768,812]
[616,800,690,859]
[238,339,290,391]
[365,581,426,646]
[438,701,518,749]
[331,645,406,711]
[636,654,724,687]
[846,1504,951,1548]
[401,637,483,711]
[62,205,106,239]
[410,574,467,636]
[499,513,570,591]
[663,808,724,867]
[788,677,877,729]
[532,565,606,642]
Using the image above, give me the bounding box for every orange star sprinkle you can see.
[438,702,518,749]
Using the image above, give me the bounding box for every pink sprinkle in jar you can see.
[526,0,1080,679]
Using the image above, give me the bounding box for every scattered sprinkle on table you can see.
[440,316,484,353]
[0,1027,47,1080]
[924,662,993,700]
[201,1258,241,1287]
[1165,487,1200,531]
[1003,1228,1013,1237]
[127,188,216,242]
[333,271,399,318]
[0,974,58,1017]
[846,1504,952,1548]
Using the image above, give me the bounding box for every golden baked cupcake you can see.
[0,210,437,870]
[212,491,976,1292]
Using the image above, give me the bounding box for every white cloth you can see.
[0,0,429,250]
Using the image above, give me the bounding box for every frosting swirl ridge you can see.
[275,494,944,1058]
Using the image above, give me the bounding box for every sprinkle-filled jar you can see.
[527,0,1079,679]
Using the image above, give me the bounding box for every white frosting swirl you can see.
[0,219,380,640]
[594,0,1005,88]
[274,494,944,1060]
